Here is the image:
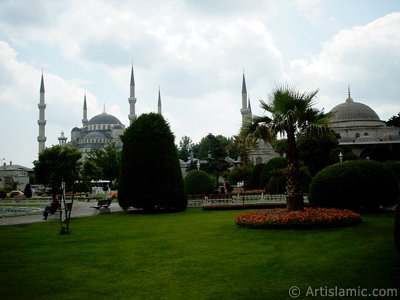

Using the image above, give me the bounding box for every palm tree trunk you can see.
[285,123,304,211]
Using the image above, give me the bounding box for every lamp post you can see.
[1,158,5,168]
[339,152,343,163]
[196,160,200,170]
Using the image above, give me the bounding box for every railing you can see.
[187,194,309,208]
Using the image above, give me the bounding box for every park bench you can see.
[91,198,112,209]
[44,202,73,219]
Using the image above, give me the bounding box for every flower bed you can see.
[235,208,361,229]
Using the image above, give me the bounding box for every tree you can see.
[192,133,231,177]
[297,129,339,175]
[85,142,121,187]
[33,145,82,197]
[178,136,193,161]
[387,112,400,127]
[119,113,187,212]
[245,84,329,211]
[33,145,82,234]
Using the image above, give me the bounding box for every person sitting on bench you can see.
[91,191,116,209]
[43,196,60,220]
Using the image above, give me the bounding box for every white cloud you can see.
[289,12,400,119]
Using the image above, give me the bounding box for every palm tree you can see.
[246,84,329,211]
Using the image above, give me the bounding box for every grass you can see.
[0,209,399,299]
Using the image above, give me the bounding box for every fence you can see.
[187,193,309,208]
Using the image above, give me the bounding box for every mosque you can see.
[37,66,162,158]
[328,88,400,157]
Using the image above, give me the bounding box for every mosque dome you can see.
[88,112,122,126]
[71,127,81,132]
[329,96,380,123]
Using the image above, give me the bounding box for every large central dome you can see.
[88,112,122,125]
[329,96,380,123]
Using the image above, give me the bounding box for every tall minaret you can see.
[37,73,47,153]
[157,86,162,115]
[240,72,251,127]
[128,65,137,124]
[82,93,88,126]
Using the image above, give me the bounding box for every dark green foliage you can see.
[384,160,400,182]
[360,144,400,161]
[184,170,214,195]
[249,163,265,189]
[118,113,187,212]
[228,166,252,188]
[395,201,400,254]
[260,157,287,188]
[24,184,32,198]
[0,189,6,199]
[267,169,287,194]
[297,130,338,175]
[33,145,82,196]
[266,167,311,194]
[309,160,399,210]
[386,112,400,127]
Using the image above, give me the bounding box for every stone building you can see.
[0,162,32,191]
[328,89,400,157]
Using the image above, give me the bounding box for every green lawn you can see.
[0,209,399,299]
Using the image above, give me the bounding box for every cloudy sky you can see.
[0,0,399,168]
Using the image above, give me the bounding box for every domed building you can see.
[69,100,125,157]
[328,89,400,157]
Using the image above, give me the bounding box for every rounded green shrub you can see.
[309,160,399,210]
[184,170,214,195]
[266,167,311,194]
[118,113,187,212]
[227,166,252,188]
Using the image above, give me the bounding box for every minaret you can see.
[37,73,47,153]
[157,86,162,115]
[240,72,251,127]
[128,65,137,124]
[82,93,88,126]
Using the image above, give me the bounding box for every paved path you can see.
[0,201,123,226]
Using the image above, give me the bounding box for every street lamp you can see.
[339,152,343,163]
[196,160,200,170]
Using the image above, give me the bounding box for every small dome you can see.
[88,112,122,125]
[329,97,380,123]
[72,127,81,132]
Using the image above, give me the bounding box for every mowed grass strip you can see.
[0,209,399,300]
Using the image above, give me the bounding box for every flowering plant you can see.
[235,208,361,229]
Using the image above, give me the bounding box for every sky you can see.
[0,0,399,168]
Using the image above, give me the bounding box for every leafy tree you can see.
[192,133,231,177]
[270,138,288,156]
[245,84,329,211]
[33,145,82,197]
[85,142,121,187]
[119,113,187,212]
[297,129,339,175]
[228,166,252,188]
[33,145,81,234]
[387,112,400,127]
[178,136,193,161]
